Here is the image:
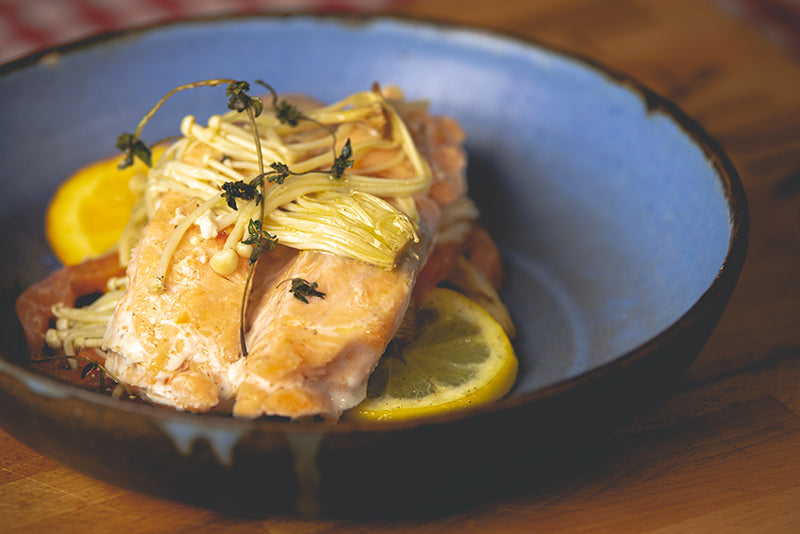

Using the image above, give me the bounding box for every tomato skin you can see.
[414,243,458,300]
[15,253,124,358]
[461,224,503,290]
[414,223,504,301]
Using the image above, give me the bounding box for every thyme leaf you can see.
[254,79,305,126]
[31,355,135,398]
[243,218,278,263]
[221,180,261,210]
[115,132,152,169]
[274,101,305,127]
[226,81,264,117]
[330,138,354,179]
[289,278,326,303]
[265,161,292,184]
[81,361,99,379]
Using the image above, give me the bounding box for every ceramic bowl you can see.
[0,14,748,517]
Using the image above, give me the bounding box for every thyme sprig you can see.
[257,79,304,126]
[30,354,136,399]
[231,83,271,357]
[117,78,240,170]
[256,78,347,168]
[116,133,152,169]
[254,140,353,186]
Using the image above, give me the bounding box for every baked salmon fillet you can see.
[97,87,469,419]
[235,248,419,419]
[103,190,251,412]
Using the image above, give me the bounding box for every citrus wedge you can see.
[45,148,162,265]
[348,287,517,422]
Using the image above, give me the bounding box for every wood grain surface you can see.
[3,0,800,531]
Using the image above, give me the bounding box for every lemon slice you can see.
[348,287,517,422]
[45,148,162,265]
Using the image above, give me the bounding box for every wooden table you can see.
[3,0,800,531]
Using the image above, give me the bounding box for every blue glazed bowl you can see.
[0,15,748,516]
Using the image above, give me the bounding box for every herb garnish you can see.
[116,79,239,170]
[221,180,261,210]
[115,132,152,169]
[242,218,277,264]
[259,80,305,126]
[330,138,354,180]
[225,80,264,116]
[289,278,326,303]
[31,354,136,399]
[264,161,292,185]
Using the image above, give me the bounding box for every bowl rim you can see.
[0,12,750,436]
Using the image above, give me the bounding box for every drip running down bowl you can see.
[0,14,748,516]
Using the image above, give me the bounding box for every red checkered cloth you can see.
[3,0,798,66]
[0,0,401,64]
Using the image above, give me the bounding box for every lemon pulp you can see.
[348,287,517,422]
[45,149,161,265]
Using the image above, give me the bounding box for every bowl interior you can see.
[0,16,733,402]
